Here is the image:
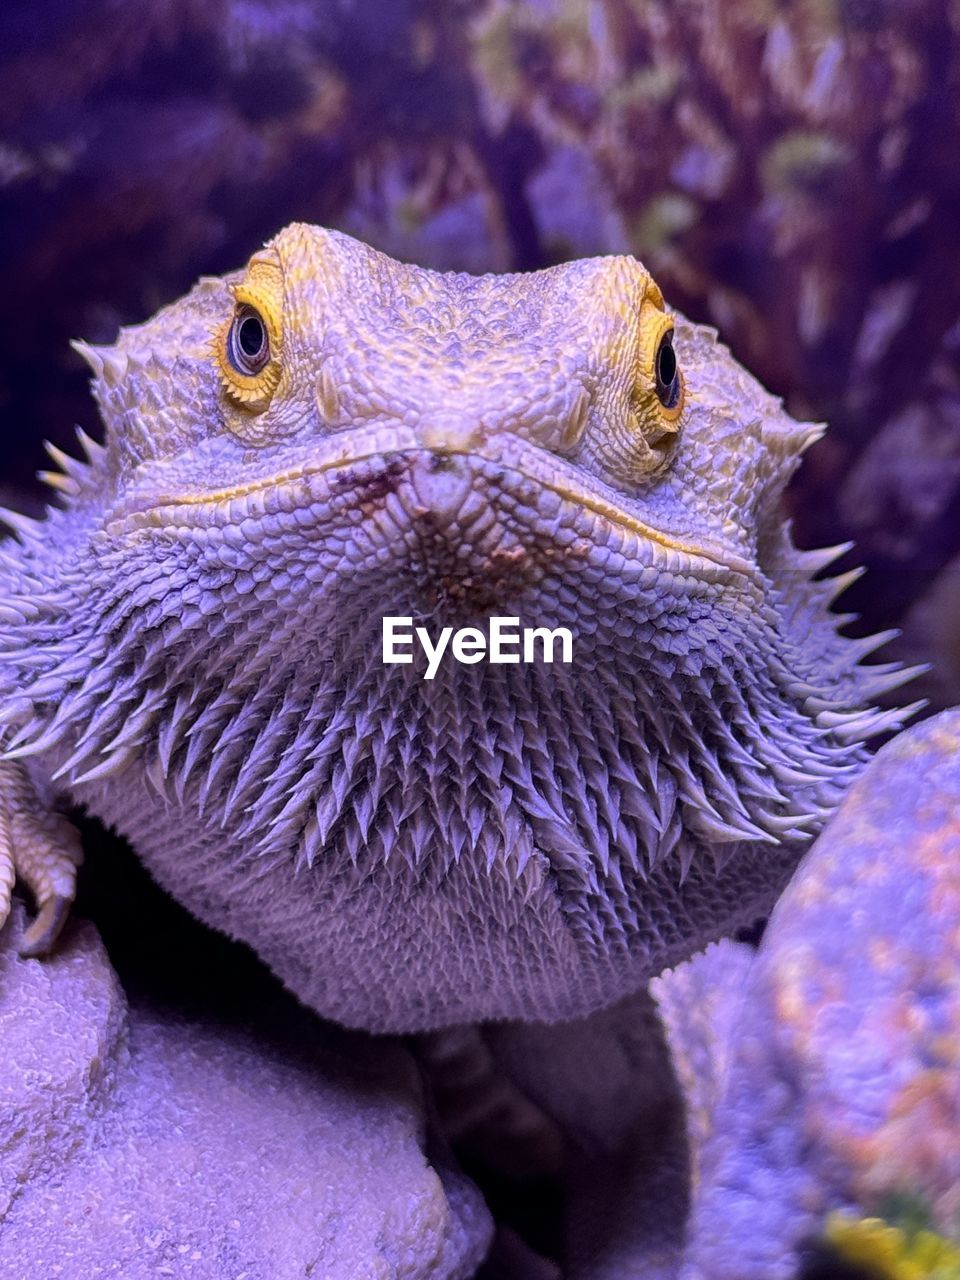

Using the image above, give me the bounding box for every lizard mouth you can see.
[107,423,752,578]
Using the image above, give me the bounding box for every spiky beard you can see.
[0,503,894,958]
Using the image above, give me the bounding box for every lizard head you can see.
[3,223,916,949]
[71,222,822,607]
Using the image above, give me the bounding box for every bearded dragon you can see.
[0,223,917,1033]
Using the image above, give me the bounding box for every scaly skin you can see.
[0,223,916,1033]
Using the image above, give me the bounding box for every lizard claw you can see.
[0,760,83,958]
[19,893,76,958]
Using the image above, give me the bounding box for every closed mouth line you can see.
[108,438,751,575]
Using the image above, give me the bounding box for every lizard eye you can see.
[215,251,284,421]
[228,305,270,376]
[654,329,681,410]
[626,295,684,477]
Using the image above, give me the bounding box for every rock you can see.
[0,900,127,1221]
[654,709,960,1279]
[0,901,492,1279]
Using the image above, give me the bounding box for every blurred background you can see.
[2,0,959,711]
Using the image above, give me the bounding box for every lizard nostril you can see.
[409,451,474,523]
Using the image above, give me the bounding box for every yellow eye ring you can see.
[637,306,684,427]
[215,267,284,414]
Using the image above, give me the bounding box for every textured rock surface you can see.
[0,900,127,1221]
[0,902,492,1279]
[654,709,960,1279]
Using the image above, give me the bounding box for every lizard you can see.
[0,221,920,1035]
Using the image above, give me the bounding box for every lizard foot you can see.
[0,758,83,958]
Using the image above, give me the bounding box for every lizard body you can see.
[0,223,914,1032]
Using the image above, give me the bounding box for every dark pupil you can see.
[657,339,677,389]
[238,314,265,359]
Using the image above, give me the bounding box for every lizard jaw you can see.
[105,423,754,579]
